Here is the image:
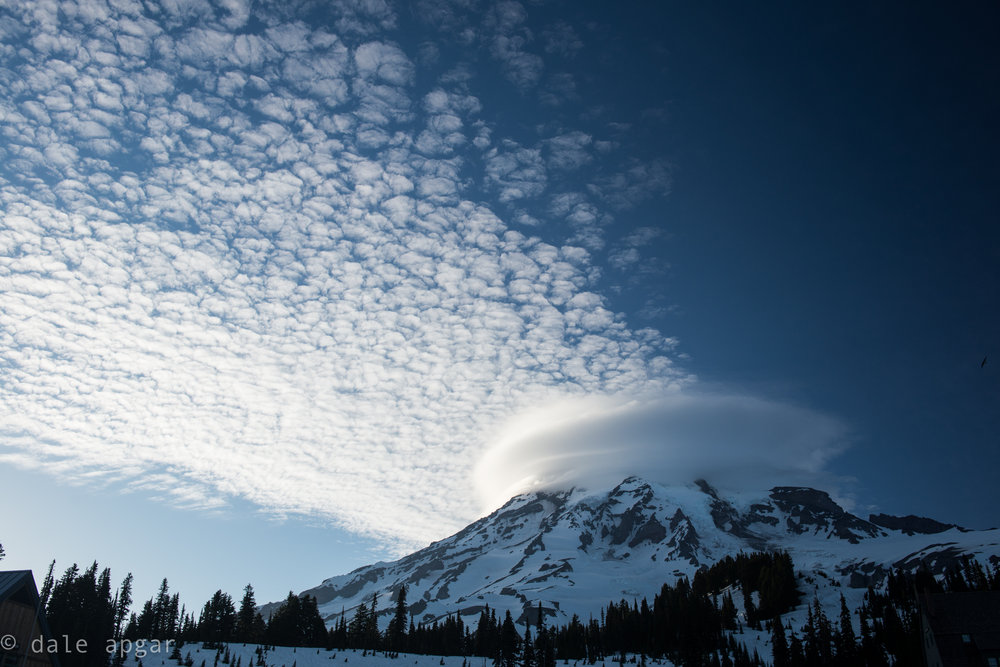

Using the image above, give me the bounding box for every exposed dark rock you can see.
[610,505,643,545]
[442,492,561,547]
[666,509,701,564]
[694,479,719,499]
[524,534,546,556]
[518,602,559,627]
[772,487,843,513]
[706,495,758,540]
[747,503,779,526]
[770,487,882,543]
[697,480,770,546]
[629,516,667,548]
[406,558,445,585]
[838,560,888,589]
[296,566,385,608]
[525,560,573,584]
[869,513,964,535]
[610,477,655,506]
[893,544,968,575]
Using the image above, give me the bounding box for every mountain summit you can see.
[269,477,1000,627]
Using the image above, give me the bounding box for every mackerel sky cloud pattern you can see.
[0,0,684,550]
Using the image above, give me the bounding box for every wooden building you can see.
[921,591,1000,667]
[0,570,60,667]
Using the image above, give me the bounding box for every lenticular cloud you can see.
[0,0,684,551]
[474,392,849,512]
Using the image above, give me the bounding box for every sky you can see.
[0,0,998,611]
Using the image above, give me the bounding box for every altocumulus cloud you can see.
[0,0,689,551]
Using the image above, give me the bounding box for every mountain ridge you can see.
[264,477,1000,628]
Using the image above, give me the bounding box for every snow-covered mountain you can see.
[268,477,1000,628]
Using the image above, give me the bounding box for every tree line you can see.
[766,555,1000,667]
[29,551,1000,667]
[309,551,797,666]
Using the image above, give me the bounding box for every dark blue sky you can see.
[600,1,1000,524]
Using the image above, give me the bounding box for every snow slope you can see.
[120,643,678,667]
[267,477,1000,632]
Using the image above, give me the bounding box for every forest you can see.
[29,549,1000,667]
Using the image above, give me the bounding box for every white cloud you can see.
[542,21,582,58]
[608,226,664,271]
[484,140,546,202]
[0,0,685,554]
[474,392,849,512]
[590,158,673,209]
[354,41,414,86]
[545,131,592,170]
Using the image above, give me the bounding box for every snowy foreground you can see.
[119,644,701,667]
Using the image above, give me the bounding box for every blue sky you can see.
[0,0,997,609]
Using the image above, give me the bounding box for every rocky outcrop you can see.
[869,513,965,535]
[770,487,884,543]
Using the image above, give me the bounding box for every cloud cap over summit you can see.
[475,392,849,511]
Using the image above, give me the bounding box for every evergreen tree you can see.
[857,607,885,667]
[200,590,237,643]
[496,611,520,667]
[719,593,737,631]
[835,594,856,664]
[135,599,155,639]
[387,585,409,652]
[812,598,833,664]
[329,608,349,649]
[300,595,329,647]
[348,600,370,648]
[114,573,133,640]
[267,593,328,647]
[802,604,818,665]
[123,612,138,640]
[366,592,381,651]
[536,623,555,667]
[40,559,56,609]
[522,627,534,667]
[742,591,758,630]
[787,630,805,667]
[44,561,122,667]
[770,617,788,667]
[236,584,262,643]
[149,578,173,639]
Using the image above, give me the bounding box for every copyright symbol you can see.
[0,634,16,650]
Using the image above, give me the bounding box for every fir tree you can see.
[496,611,520,667]
[835,594,856,664]
[366,592,381,651]
[348,600,370,649]
[114,573,134,640]
[813,598,833,664]
[387,585,409,652]
[200,590,237,643]
[44,561,122,667]
[236,585,261,643]
[770,617,788,667]
[522,627,534,667]
[40,559,56,609]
